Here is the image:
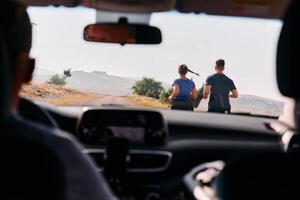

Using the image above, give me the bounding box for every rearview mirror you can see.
[83,23,162,45]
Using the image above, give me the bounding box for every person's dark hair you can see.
[178,64,188,75]
[216,59,225,68]
[0,1,32,66]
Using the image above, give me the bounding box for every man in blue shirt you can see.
[169,64,198,111]
[204,59,238,113]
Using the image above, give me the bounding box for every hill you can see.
[197,95,284,116]
[34,70,171,95]
[230,95,284,116]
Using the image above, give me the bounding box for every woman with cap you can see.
[168,64,198,111]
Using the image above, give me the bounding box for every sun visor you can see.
[276,0,300,98]
[20,0,80,7]
[81,0,175,13]
[177,0,291,19]
[22,0,175,13]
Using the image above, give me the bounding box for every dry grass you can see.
[21,82,84,98]
[20,82,101,106]
[21,82,171,108]
[127,95,169,109]
[47,94,101,106]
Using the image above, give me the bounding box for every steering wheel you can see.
[183,161,225,200]
[18,97,58,128]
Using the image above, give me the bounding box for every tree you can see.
[63,69,72,78]
[132,77,163,99]
[48,69,72,86]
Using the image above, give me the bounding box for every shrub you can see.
[132,77,163,99]
[49,74,66,85]
[159,88,173,104]
[192,85,204,108]
[48,69,72,86]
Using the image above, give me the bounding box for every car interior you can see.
[1,0,299,199]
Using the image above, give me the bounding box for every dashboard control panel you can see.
[77,108,168,146]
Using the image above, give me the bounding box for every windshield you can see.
[23,7,284,117]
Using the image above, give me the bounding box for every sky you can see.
[28,6,284,101]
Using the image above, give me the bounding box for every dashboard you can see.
[30,104,292,200]
[69,106,285,177]
[44,106,287,167]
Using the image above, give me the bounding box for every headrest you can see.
[277,1,300,98]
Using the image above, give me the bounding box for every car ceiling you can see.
[20,0,292,19]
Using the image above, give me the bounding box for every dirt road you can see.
[91,95,131,106]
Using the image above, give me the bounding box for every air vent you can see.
[83,149,172,173]
[128,150,172,172]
